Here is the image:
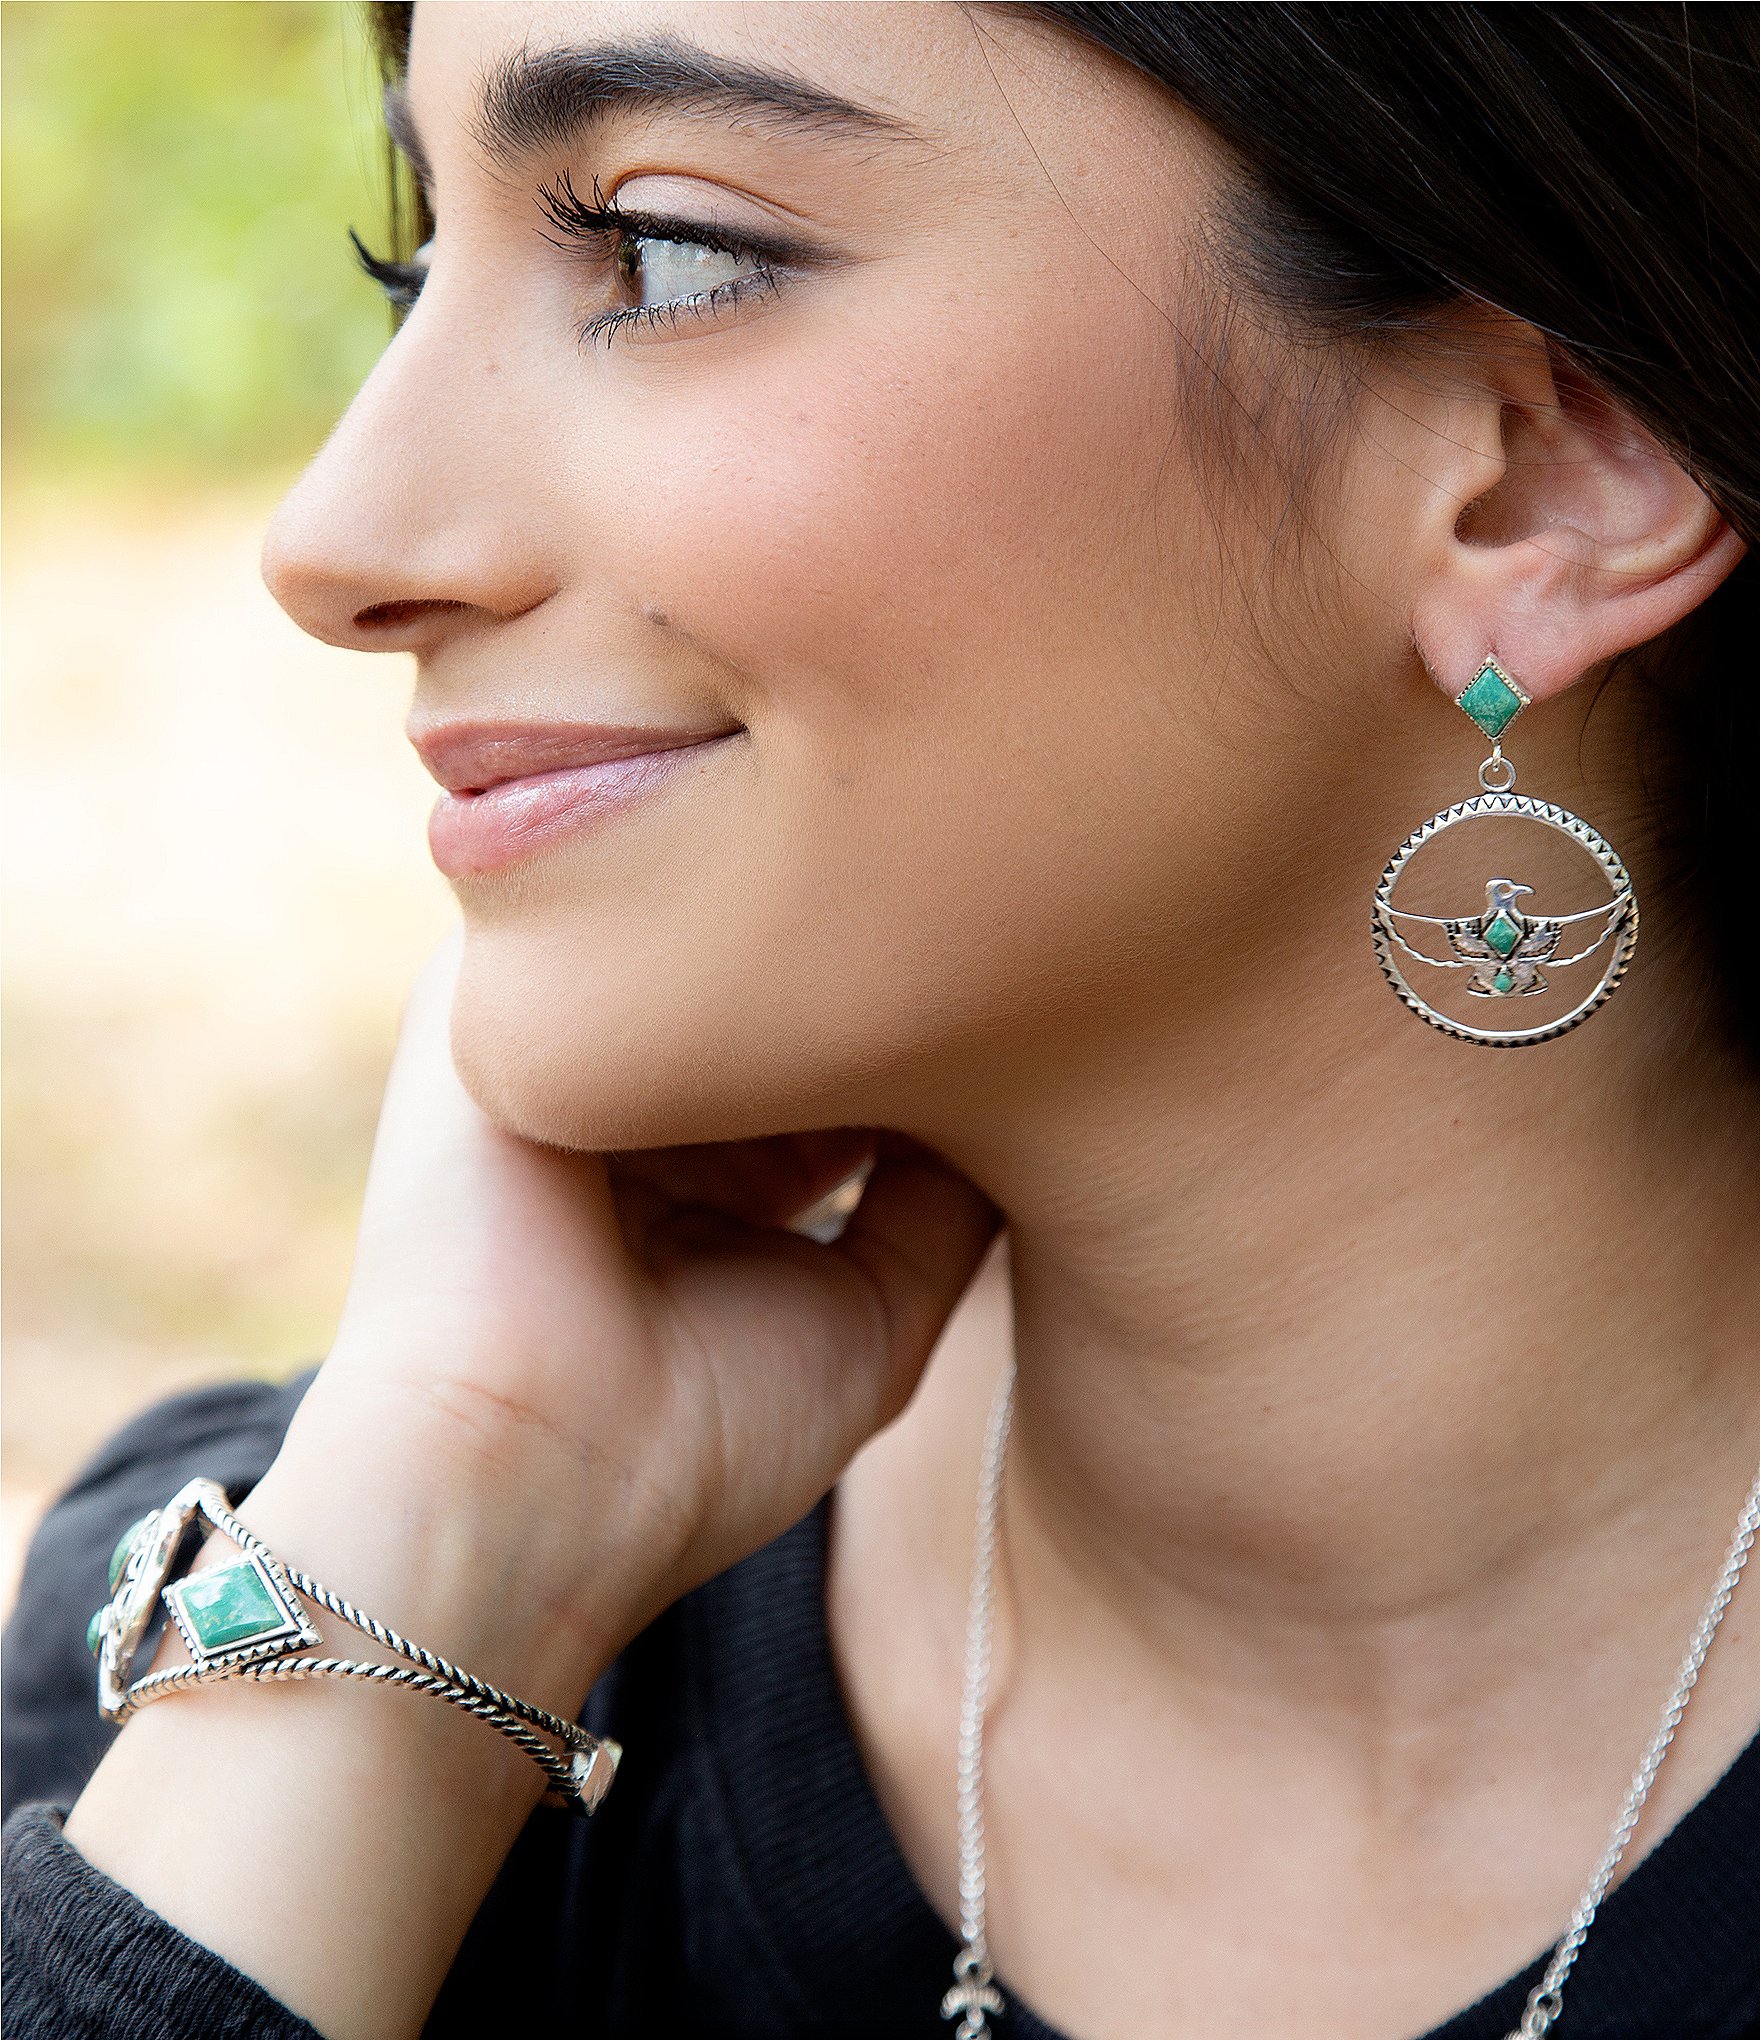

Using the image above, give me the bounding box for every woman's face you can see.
[263,1,1418,1153]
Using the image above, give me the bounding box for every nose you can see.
[261,300,561,657]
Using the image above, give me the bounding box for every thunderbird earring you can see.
[1371,657,1639,1046]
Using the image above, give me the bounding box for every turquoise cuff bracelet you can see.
[86,1475,621,1816]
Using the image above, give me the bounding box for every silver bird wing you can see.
[1442,919,1496,964]
[1513,919,1563,964]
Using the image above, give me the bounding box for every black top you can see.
[4,1367,1759,2040]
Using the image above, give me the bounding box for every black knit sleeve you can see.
[1,1800,324,2040]
[1,1369,324,2039]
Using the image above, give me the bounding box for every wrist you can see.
[226,1395,659,1726]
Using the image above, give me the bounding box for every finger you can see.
[829,1134,1004,1416]
[609,1128,876,1233]
[356,927,481,1200]
[353,928,629,1283]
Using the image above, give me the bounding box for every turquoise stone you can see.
[1484,912,1522,957]
[1493,969,1516,994]
[86,1608,106,1656]
[175,1560,290,1653]
[1457,662,1527,741]
[108,1512,155,1591]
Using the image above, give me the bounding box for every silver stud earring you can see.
[1371,658,1639,1046]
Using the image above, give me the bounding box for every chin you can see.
[445,923,842,1156]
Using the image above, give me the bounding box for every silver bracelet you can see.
[85,1476,621,1816]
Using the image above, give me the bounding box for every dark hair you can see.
[1008,4,1759,1060]
[366,0,1759,1059]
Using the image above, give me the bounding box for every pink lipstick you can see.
[413,719,741,878]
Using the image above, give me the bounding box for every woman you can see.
[4,4,1757,2036]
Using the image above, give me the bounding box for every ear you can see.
[1410,321,1745,709]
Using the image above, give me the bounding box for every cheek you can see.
[620,277,1183,712]
[452,267,1253,1149]
[617,268,1230,882]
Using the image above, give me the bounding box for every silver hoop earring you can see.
[1371,659,1639,1047]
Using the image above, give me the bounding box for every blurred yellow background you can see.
[3,3,454,1609]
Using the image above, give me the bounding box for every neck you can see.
[993,1001,1754,1663]
[910,715,1760,1725]
[826,686,1760,2034]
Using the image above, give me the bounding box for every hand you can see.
[264,927,1003,1692]
[62,923,999,2040]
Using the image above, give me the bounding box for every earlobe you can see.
[1411,338,1746,705]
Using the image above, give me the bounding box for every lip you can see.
[412,718,742,878]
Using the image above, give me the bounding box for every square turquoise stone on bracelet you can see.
[166,1556,300,1656]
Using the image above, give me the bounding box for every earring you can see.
[1371,657,1639,1046]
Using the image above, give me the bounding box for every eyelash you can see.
[350,229,427,312]
[350,169,795,350]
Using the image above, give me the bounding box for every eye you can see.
[350,177,814,351]
[615,233,754,312]
[592,227,781,348]
[537,170,805,351]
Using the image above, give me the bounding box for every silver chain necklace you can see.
[940,1359,1760,2040]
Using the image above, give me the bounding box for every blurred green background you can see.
[4,0,390,479]
[2,3,455,1607]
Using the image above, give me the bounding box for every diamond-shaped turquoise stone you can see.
[175,1560,291,1653]
[108,1512,156,1591]
[86,1608,106,1656]
[1493,969,1515,994]
[1457,662,1527,741]
[1484,912,1522,957]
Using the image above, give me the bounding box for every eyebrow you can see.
[383,33,928,189]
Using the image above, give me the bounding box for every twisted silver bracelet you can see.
[85,1475,621,1815]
